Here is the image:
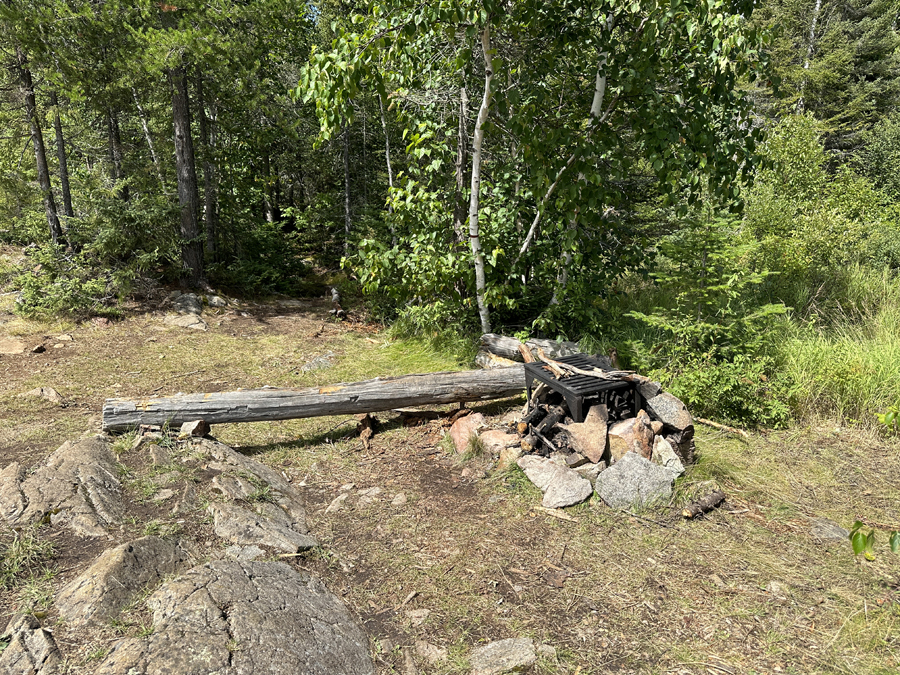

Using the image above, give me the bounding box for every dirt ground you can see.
[1,261,899,674]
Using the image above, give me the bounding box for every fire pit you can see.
[524,353,641,423]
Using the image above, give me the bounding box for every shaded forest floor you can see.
[1,264,899,673]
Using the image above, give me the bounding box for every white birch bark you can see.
[468,25,495,334]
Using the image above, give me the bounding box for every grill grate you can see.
[524,354,641,423]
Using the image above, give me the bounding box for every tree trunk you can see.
[107,108,129,201]
[132,87,166,189]
[468,26,495,335]
[196,73,219,262]
[102,366,526,431]
[170,63,203,286]
[343,121,352,254]
[15,48,64,246]
[49,91,74,221]
[453,85,470,244]
[377,95,397,245]
[797,0,823,112]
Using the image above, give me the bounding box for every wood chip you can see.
[535,506,578,522]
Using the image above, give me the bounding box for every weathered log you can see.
[480,333,582,362]
[103,366,525,432]
[682,491,727,519]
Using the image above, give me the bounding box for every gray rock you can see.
[651,436,685,477]
[208,502,317,553]
[636,377,662,400]
[225,545,266,561]
[300,352,335,373]
[197,438,309,531]
[96,561,374,675]
[2,437,123,536]
[0,614,61,675]
[0,462,26,523]
[517,456,593,509]
[646,392,693,431]
[469,637,536,675]
[810,517,849,542]
[212,473,257,500]
[595,452,674,510]
[56,536,195,627]
[163,313,208,330]
[171,484,199,516]
[132,432,163,451]
[173,292,202,315]
[207,295,228,307]
[21,386,63,404]
[147,444,169,466]
[574,461,607,486]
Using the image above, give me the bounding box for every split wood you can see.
[682,490,727,518]
[696,417,750,438]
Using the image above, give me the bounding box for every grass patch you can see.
[1,525,54,590]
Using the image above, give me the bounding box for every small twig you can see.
[532,428,558,453]
[535,506,578,523]
[619,509,675,529]
[696,417,750,438]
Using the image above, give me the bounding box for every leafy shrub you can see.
[627,208,790,427]
[14,244,140,319]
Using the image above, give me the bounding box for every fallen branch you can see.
[535,348,633,381]
[682,491,727,519]
[695,417,750,438]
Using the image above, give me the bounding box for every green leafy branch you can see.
[849,520,900,559]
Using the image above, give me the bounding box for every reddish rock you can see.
[479,429,518,455]
[608,409,655,461]
[448,413,486,453]
[560,404,608,463]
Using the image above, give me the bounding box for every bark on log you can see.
[479,333,597,364]
[103,367,526,431]
[682,491,727,519]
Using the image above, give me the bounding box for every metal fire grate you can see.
[524,353,641,423]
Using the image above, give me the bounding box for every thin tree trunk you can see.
[551,45,609,305]
[196,73,219,262]
[343,121,351,254]
[49,91,74,221]
[261,154,275,223]
[797,0,823,112]
[377,95,396,245]
[132,87,165,189]
[454,85,470,244]
[15,48,64,246]
[170,63,203,287]
[107,108,128,201]
[468,26,495,335]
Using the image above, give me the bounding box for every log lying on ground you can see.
[102,366,526,432]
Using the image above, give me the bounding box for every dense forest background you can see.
[1,0,899,428]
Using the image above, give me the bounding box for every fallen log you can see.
[102,366,526,432]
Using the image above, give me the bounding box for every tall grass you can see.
[780,266,900,425]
